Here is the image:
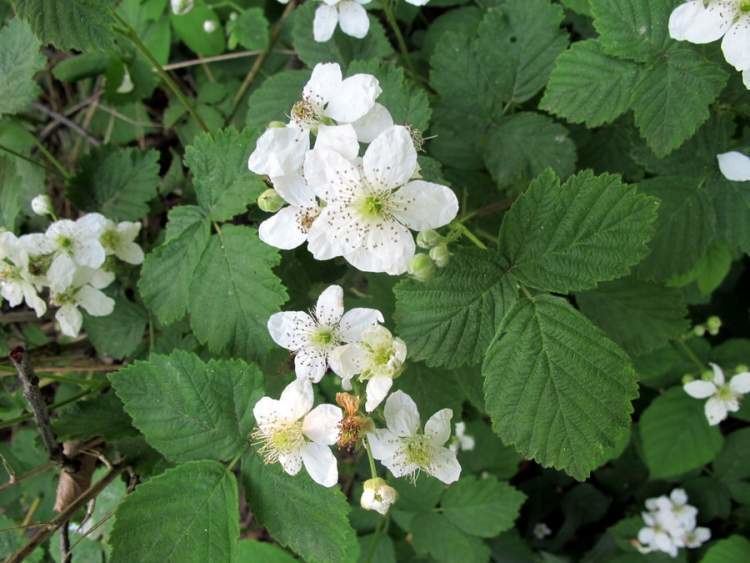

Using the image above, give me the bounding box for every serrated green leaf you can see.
[639,387,724,479]
[0,19,44,117]
[291,1,393,68]
[500,169,659,293]
[241,454,359,563]
[68,146,160,221]
[483,112,576,188]
[14,0,115,51]
[635,176,717,281]
[109,461,239,563]
[631,44,727,158]
[53,392,136,442]
[188,225,287,359]
[701,536,750,563]
[110,350,264,462]
[170,3,224,56]
[577,277,689,355]
[84,291,147,359]
[410,512,490,563]
[0,120,45,229]
[184,127,265,222]
[138,206,211,325]
[540,40,641,128]
[234,8,269,51]
[395,361,465,417]
[483,295,638,480]
[707,174,750,255]
[713,428,750,504]
[245,69,310,132]
[441,476,525,538]
[393,248,517,368]
[590,0,672,62]
[237,540,296,563]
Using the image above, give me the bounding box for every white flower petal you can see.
[294,346,328,383]
[730,372,750,394]
[338,308,384,342]
[337,1,369,39]
[74,238,106,269]
[344,221,415,275]
[76,213,108,238]
[365,376,393,412]
[304,148,362,201]
[56,304,83,338]
[117,221,141,242]
[366,429,399,460]
[684,379,717,399]
[717,151,750,181]
[259,207,310,250]
[314,124,360,161]
[711,362,726,385]
[1,284,22,307]
[278,451,303,476]
[302,404,343,445]
[722,16,750,70]
[425,408,453,445]
[301,442,338,487]
[669,0,734,43]
[670,488,688,505]
[23,286,46,317]
[352,103,394,143]
[253,396,282,429]
[304,63,342,104]
[392,181,459,231]
[248,126,309,177]
[705,396,728,425]
[313,4,339,43]
[329,343,366,382]
[267,311,316,351]
[315,284,345,326]
[404,0,429,5]
[279,379,314,421]
[363,126,417,190]
[306,213,346,260]
[76,286,115,317]
[116,242,144,265]
[384,390,420,436]
[326,74,381,124]
[744,68,750,89]
[427,447,461,484]
[271,173,317,208]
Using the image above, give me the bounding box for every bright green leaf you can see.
[14,0,115,51]
[234,8,269,51]
[0,19,44,117]
[84,291,147,359]
[245,69,310,133]
[700,536,750,563]
[590,0,672,62]
[410,512,490,563]
[170,3,224,56]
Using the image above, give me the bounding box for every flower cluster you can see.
[669,0,750,88]
[248,63,459,276]
[636,489,710,558]
[252,284,461,508]
[683,363,750,425]
[0,196,143,338]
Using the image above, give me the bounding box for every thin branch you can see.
[60,522,71,563]
[5,464,125,563]
[32,102,101,146]
[0,142,58,176]
[0,386,103,430]
[0,461,56,493]
[39,92,102,141]
[163,50,262,70]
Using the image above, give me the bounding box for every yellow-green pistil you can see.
[404,434,433,468]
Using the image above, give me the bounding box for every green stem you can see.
[364,515,389,563]
[452,222,488,250]
[0,386,103,430]
[520,285,534,301]
[363,436,378,479]
[674,339,706,373]
[0,143,58,177]
[381,0,416,76]
[112,12,209,133]
[31,138,71,180]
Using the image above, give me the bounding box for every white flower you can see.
[305,126,459,275]
[367,390,461,484]
[267,284,383,382]
[682,526,711,548]
[448,421,475,454]
[405,0,430,5]
[44,214,107,292]
[360,477,397,515]
[313,0,371,43]
[252,379,342,487]
[684,363,750,425]
[533,523,552,540]
[99,218,144,265]
[30,194,53,217]
[170,0,194,15]
[330,325,407,412]
[669,0,750,71]
[637,510,680,558]
[51,267,115,338]
[636,489,709,558]
[203,19,218,33]
[717,150,750,181]
[0,232,46,317]
[645,489,697,531]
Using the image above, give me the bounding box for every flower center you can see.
[717,384,735,401]
[0,260,20,281]
[56,235,74,253]
[253,420,304,464]
[404,434,433,468]
[310,326,336,348]
[741,0,750,12]
[100,228,120,251]
[356,193,389,221]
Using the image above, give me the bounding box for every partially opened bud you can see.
[416,229,442,249]
[170,0,194,15]
[706,316,722,336]
[408,254,435,282]
[361,478,397,515]
[429,244,450,268]
[31,194,53,217]
[257,189,285,213]
[203,19,218,33]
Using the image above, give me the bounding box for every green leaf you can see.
[53,392,136,442]
[395,362,465,417]
[590,0,672,62]
[639,387,724,479]
[234,8,269,51]
[0,120,45,229]
[630,44,727,158]
[109,460,239,563]
[700,536,750,563]
[707,174,750,255]
[110,350,264,463]
[138,206,211,325]
[188,225,287,359]
[68,146,160,221]
[393,248,517,368]
[0,19,44,117]
[576,277,689,355]
[483,112,576,188]
[483,295,638,480]
[245,69,310,133]
[84,291,147,359]
[499,169,659,293]
[441,476,525,538]
[291,1,393,68]
[170,3,224,56]
[635,176,717,281]
[184,128,265,222]
[540,40,641,128]
[14,0,115,51]
[410,512,490,563]
[237,541,296,563]
[713,428,750,504]
[241,454,359,563]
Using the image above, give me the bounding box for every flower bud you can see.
[693,325,706,337]
[360,478,397,515]
[407,254,435,282]
[170,0,194,15]
[681,374,695,385]
[706,316,722,336]
[429,244,450,268]
[230,12,238,21]
[257,189,285,213]
[736,364,749,374]
[31,195,53,217]
[416,229,442,249]
[701,370,714,381]
[203,19,218,33]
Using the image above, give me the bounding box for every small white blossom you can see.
[360,477,397,515]
[252,379,342,487]
[367,390,461,484]
[533,523,552,540]
[203,19,218,33]
[267,284,383,382]
[170,0,194,15]
[98,218,144,265]
[313,0,371,43]
[331,324,407,412]
[717,150,750,181]
[51,267,115,338]
[30,195,53,217]
[116,67,134,94]
[44,214,107,292]
[636,489,710,558]
[448,421,475,454]
[0,232,46,317]
[684,363,750,424]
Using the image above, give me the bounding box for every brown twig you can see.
[32,102,101,146]
[4,464,125,563]
[60,522,71,563]
[0,461,56,493]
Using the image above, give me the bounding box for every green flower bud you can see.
[429,244,451,268]
[416,229,443,249]
[700,370,714,381]
[257,189,285,213]
[408,254,435,282]
[681,374,694,385]
[706,316,722,336]
[693,325,706,337]
[736,364,749,374]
